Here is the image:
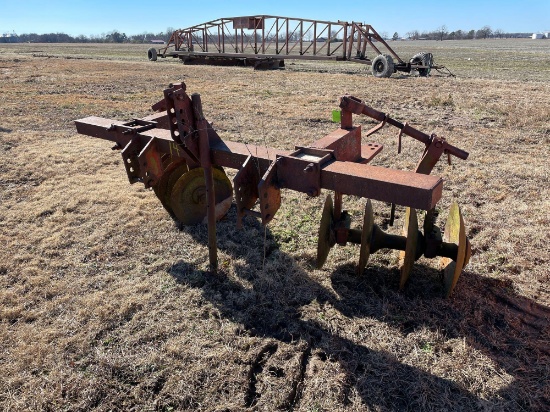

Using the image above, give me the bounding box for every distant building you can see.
[151,39,165,44]
[531,33,545,39]
[0,32,18,43]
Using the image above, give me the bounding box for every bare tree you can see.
[435,25,448,41]
[165,27,175,42]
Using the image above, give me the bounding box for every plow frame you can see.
[75,82,470,295]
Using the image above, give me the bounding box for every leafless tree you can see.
[435,25,448,41]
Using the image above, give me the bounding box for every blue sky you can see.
[1,0,548,36]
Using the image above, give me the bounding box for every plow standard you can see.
[75,83,471,296]
[148,16,451,77]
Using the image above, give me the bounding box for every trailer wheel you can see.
[147,48,157,61]
[371,54,394,78]
[410,52,431,76]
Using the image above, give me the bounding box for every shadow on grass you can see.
[0,126,12,133]
[168,215,549,411]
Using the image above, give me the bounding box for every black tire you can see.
[147,47,157,62]
[410,52,432,77]
[371,54,394,78]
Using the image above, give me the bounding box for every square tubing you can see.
[192,93,218,272]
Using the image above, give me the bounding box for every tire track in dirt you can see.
[244,342,279,407]
[281,342,312,411]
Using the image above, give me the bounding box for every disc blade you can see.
[153,160,188,214]
[441,202,468,297]
[316,195,334,269]
[357,199,374,275]
[398,207,418,290]
[170,167,233,226]
[165,163,190,203]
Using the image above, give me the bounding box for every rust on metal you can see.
[311,127,362,162]
[147,15,450,77]
[74,82,471,296]
[193,93,219,271]
[258,160,281,225]
[398,208,419,290]
[340,95,469,162]
[234,155,263,229]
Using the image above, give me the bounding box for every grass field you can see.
[0,40,549,411]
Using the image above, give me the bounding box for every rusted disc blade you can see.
[170,167,233,226]
[441,202,468,297]
[165,163,190,203]
[316,195,334,269]
[160,153,173,170]
[153,160,188,214]
[398,207,418,290]
[357,199,374,275]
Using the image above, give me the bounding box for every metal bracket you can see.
[415,134,447,175]
[365,117,387,138]
[311,126,362,162]
[234,155,263,228]
[121,138,145,184]
[120,119,157,134]
[138,137,163,188]
[276,147,333,197]
[164,84,200,163]
[258,160,281,225]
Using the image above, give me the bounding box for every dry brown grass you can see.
[1,40,549,411]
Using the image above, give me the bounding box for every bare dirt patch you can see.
[0,41,548,411]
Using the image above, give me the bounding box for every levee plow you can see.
[75,82,471,296]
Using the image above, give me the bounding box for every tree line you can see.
[0,29,175,44]
[395,25,531,41]
[1,25,535,44]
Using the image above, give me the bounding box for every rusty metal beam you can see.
[75,116,442,210]
[321,162,442,210]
